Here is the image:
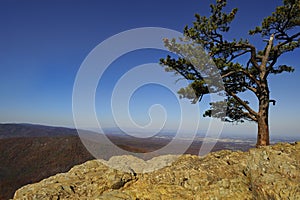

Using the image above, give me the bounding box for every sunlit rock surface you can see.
[13,142,300,200]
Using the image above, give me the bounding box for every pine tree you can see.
[160,0,300,146]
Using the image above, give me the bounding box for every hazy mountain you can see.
[0,123,78,139]
[2,123,295,199]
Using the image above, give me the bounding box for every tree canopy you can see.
[160,0,300,146]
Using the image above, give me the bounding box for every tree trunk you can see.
[256,34,274,147]
[256,84,270,146]
[256,110,270,146]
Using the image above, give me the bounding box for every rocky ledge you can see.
[13,142,300,200]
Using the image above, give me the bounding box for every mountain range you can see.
[0,123,291,199]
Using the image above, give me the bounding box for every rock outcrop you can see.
[13,142,300,200]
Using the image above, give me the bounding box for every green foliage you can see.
[160,0,299,123]
[249,0,300,38]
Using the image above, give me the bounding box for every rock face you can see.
[13,142,300,200]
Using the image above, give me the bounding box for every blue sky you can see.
[0,0,299,138]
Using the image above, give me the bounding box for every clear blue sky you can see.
[0,0,299,138]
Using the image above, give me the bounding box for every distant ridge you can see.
[0,123,95,200]
[1,123,297,200]
[0,123,79,139]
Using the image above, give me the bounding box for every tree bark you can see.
[256,34,273,147]
[256,83,270,146]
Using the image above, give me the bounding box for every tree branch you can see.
[267,50,279,73]
[227,91,258,118]
[245,85,257,94]
[274,32,300,50]
[228,50,251,63]
[244,111,258,122]
[221,71,236,78]
[235,43,260,70]
[267,32,299,73]
[239,69,260,86]
[262,34,274,69]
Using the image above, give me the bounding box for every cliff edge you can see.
[13,141,300,200]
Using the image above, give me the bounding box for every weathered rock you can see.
[245,142,300,200]
[13,141,300,200]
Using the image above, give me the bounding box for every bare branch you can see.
[261,34,275,69]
